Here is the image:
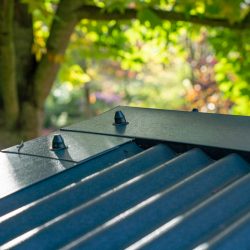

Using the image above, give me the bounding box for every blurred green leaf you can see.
[137,8,162,27]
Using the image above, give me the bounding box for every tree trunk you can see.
[19,101,43,140]
[0,0,19,129]
[0,0,84,148]
[14,0,39,140]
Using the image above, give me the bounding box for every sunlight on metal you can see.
[0,183,76,223]
[1,159,178,248]
[193,243,210,250]
[0,156,129,222]
[125,216,184,250]
[0,154,20,198]
[0,174,146,248]
[61,194,162,249]
[1,228,41,250]
[61,166,212,250]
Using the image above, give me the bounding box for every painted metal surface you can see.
[198,211,250,250]
[0,145,249,250]
[1,107,250,250]
[0,144,175,245]
[0,141,142,214]
[142,173,250,250]
[2,130,131,163]
[0,152,73,199]
[0,138,139,201]
[70,154,250,250]
[62,106,250,152]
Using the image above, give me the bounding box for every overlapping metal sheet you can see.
[0,106,250,250]
[62,106,250,152]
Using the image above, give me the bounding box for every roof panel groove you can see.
[0,142,142,216]
[63,154,250,250]
[0,144,175,244]
[4,148,213,249]
[197,211,250,250]
[139,173,250,250]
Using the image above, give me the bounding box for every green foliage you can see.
[22,0,58,60]
[137,8,162,27]
[45,83,85,127]
[31,0,249,126]
[210,27,250,114]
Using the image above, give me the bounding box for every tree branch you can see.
[33,0,84,109]
[242,11,250,29]
[76,5,250,30]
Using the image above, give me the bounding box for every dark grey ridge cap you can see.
[0,136,133,197]
[0,141,142,208]
[1,130,132,163]
[61,106,250,152]
[0,152,75,199]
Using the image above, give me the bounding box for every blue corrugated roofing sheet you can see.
[0,106,250,250]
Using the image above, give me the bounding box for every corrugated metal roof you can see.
[0,106,250,250]
[0,132,133,198]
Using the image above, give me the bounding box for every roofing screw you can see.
[113,110,129,126]
[50,134,68,151]
[192,108,199,112]
[16,141,24,153]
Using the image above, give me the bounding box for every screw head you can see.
[51,134,68,151]
[113,110,129,126]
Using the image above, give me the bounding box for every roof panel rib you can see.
[1,107,250,250]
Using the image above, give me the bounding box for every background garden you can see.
[0,0,249,148]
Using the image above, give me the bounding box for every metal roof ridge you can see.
[62,106,250,153]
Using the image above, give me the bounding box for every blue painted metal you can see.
[68,154,250,250]
[199,211,250,250]
[141,174,250,250]
[1,149,212,249]
[0,141,142,215]
[1,107,250,250]
[0,144,175,244]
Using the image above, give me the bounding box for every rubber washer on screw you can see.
[113,110,129,126]
[50,134,68,151]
